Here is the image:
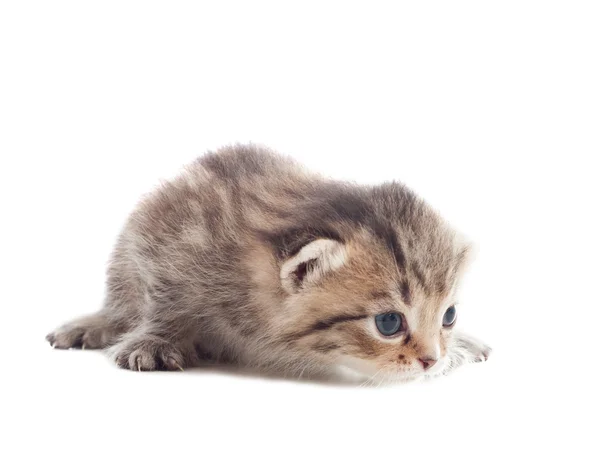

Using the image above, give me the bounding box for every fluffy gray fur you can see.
[47,144,490,383]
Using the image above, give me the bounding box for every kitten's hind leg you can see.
[108,325,193,371]
[441,331,492,375]
[46,311,123,350]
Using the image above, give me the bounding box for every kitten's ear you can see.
[453,233,477,279]
[280,239,347,294]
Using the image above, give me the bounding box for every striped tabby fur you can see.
[47,144,490,383]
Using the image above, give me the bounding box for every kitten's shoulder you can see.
[192,143,307,181]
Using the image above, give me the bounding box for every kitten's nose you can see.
[419,356,438,370]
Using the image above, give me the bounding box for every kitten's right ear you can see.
[280,239,347,294]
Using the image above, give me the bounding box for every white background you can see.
[1,1,599,453]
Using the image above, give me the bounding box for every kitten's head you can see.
[276,184,473,383]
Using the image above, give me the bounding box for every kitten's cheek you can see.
[335,356,379,380]
[333,365,371,383]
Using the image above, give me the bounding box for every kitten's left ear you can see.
[280,239,348,294]
[453,233,476,279]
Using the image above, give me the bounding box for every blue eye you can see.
[443,306,457,327]
[375,312,404,336]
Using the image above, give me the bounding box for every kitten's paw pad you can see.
[112,339,185,371]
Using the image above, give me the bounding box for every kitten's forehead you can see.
[371,279,455,324]
[349,224,464,311]
[368,181,469,300]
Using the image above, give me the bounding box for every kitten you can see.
[46,144,490,384]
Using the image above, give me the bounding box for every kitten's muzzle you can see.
[418,356,438,370]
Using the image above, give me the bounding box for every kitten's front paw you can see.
[459,334,492,363]
[109,335,185,371]
[46,314,117,349]
[472,343,492,363]
[441,331,491,375]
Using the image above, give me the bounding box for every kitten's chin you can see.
[331,357,379,385]
[422,357,447,378]
[332,357,424,386]
[332,364,423,386]
[332,365,372,384]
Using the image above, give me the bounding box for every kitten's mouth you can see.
[336,354,448,385]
